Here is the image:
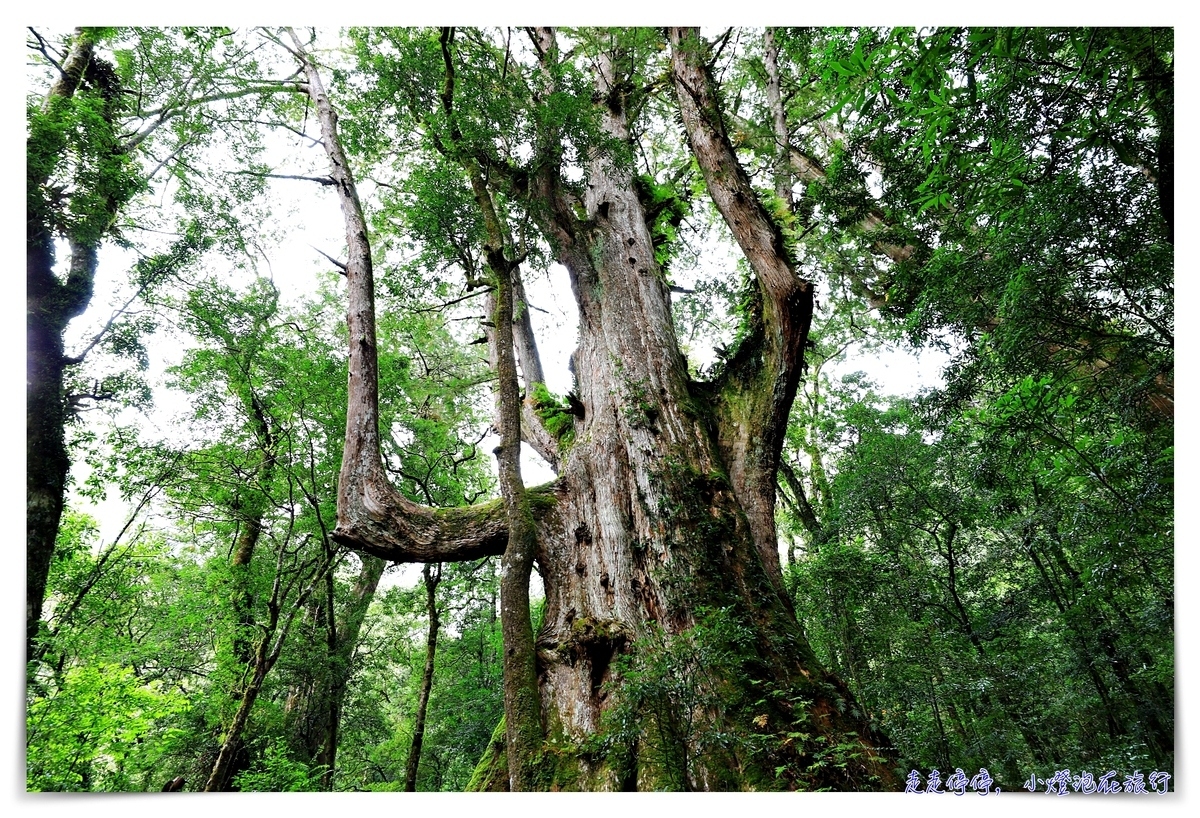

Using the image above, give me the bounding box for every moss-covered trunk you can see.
[467,279,898,784]
[468,39,897,792]
[26,274,71,666]
[26,29,113,665]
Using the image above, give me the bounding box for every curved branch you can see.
[669,27,813,587]
[285,28,555,565]
[27,27,65,77]
[122,82,305,152]
[671,28,803,306]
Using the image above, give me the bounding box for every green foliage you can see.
[27,663,187,791]
[32,250,496,790]
[27,36,144,248]
[810,28,1172,424]
[785,376,1173,786]
[635,173,692,267]
[596,607,757,790]
[32,26,1171,793]
[337,562,505,791]
[769,32,1174,785]
[529,382,576,448]
[232,740,326,792]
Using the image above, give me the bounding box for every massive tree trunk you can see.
[294,28,897,790]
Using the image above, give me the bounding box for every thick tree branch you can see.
[39,27,94,118]
[285,28,555,565]
[669,27,813,589]
[671,29,804,306]
[763,28,793,209]
[525,27,588,255]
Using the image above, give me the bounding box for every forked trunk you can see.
[472,45,894,791]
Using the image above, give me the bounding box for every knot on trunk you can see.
[540,616,634,698]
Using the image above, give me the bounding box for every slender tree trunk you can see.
[941,528,1056,767]
[1032,531,1173,765]
[205,544,330,791]
[927,674,951,771]
[205,638,272,791]
[404,563,440,791]
[763,28,793,210]
[778,459,823,547]
[436,28,546,787]
[26,29,113,666]
[1025,538,1124,740]
[491,247,543,790]
[230,394,276,665]
[287,554,386,788]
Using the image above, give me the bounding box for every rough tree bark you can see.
[298,27,897,790]
[488,231,543,792]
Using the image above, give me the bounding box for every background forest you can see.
[25,25,1173,792]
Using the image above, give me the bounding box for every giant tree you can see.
[280,26,897,791]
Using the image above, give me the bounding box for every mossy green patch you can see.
[530,382,577,449]
[466,716,508,791]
